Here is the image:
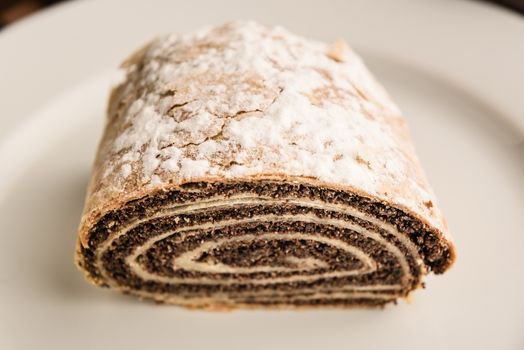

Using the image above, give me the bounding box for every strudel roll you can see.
[75,21,455,309]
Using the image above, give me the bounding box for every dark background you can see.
[0,0,522,30]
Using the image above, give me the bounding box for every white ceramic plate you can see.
[1,0,523,349]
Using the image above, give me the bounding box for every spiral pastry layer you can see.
[78,181,454,308]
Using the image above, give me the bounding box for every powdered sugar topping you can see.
[95,21,442,229]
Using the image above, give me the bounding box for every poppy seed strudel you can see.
[75,21,456,309]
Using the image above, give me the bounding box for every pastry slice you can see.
[75,21,455,309]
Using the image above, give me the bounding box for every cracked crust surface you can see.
[79,20,452,249]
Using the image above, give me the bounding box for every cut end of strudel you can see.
[75,21,456,309]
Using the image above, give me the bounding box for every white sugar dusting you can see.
[120,163,132,178]
[96,21,444,231]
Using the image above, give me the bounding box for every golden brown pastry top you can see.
[80,21,450,240]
